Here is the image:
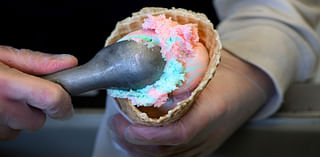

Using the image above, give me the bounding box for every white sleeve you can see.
[213,0,320,119]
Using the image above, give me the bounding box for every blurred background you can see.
[0,0,320,157]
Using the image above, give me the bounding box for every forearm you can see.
[213,0,320,119]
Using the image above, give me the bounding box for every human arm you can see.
[214,0,320,119]
[0,46,77,140]
[108,0,320,156]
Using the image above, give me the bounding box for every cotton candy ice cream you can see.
[108,14,209,108]
[106,7,221,126]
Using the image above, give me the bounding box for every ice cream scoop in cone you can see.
[106,7,222,126]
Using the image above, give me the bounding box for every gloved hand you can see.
[109,49,275,157]
[0,46,77,141]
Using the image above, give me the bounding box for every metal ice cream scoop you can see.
[43,40,165,95]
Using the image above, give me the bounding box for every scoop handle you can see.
[43,63,105,95]
[43,40,165,95]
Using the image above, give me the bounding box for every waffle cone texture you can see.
[105,7,222,126]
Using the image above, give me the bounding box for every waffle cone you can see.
[105,7,221,126]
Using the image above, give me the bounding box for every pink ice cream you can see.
[110,15,209,108]
[172,42,208,95]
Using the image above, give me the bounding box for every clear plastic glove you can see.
[109,49,274,157]
[0,46,77,141]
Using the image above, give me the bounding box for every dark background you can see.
[0,0,219,108]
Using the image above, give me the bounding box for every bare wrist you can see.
[221,49,275,103]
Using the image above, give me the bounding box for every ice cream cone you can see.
[106,7,221,126]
